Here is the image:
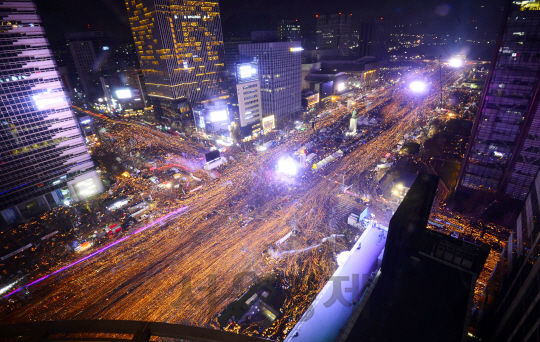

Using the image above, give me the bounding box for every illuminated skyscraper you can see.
[125,0,227,125]
[316,13,352,56]
[0,0,102,223]
[457,1,540,200]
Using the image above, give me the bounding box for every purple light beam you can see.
[4,206,189,298]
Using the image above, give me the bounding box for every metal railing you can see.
[0,320,271,342]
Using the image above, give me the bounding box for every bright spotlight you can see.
[277,157,298,176]
[449,58,463,67]
[409,80,427,93]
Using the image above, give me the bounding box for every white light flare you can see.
[448,58,463,67]
[409,80,427,93]
[277,157,298,176]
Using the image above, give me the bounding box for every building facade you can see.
[236,62,262,137]
[316,14,352,56]
[358,21,390,58]
[457,1,540,200]
[65,31,109,100]
[126,66,149,106]
[0,0,102,223]
[193,101,230,138]
[278,19,301,43]
[126,0,228,126]
[239,40,302,125]
[475,167,540,341]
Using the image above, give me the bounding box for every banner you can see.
[1,243,32,261]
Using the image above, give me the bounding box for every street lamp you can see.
[438,55,443,110]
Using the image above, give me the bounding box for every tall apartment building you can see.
[126,0,227,126]
[278,19,301,43]
[0,1,102,224]
[316,13,352,56]
[457,1,540,200]
[65,31,109,99]
[358,21,390,58]
[239,39,302,125]
[236,61,262,137]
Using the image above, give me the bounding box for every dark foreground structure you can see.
[473,165,540,342]
[0,320,271,342]
[339,173,490,342]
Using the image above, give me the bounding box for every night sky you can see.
[35,0,507,48]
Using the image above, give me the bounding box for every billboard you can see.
[237,62,258,83]
[115,88,132,99]
[205,150,221,163]
[74,177,100,199]
[262,115,275,132]
[209,110,228,122]
[321,81,333,99]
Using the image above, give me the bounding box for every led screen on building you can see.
[262,115,275,132]
[115,88,132,99]
[74,177,99,200]
[236,62,258,83]
[321,81,333,99]
[209,110,228,122]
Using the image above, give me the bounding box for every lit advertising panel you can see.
[115,88,132,99]
[262,115,275,132]
[321,81,333,99]
[74,177,99,199]
[209,110,228,122]
[237,63,258,83]
[239,65,256,79]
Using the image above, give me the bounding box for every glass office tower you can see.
[316,13,352,56]
[239,40,302,125]
[0,0,102,223]
[126,0,228,125]
[458,1,540,200]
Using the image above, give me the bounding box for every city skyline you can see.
[35,0,506,45]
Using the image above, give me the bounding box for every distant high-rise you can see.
[0,0,102,223]
[126,0,227,126]
[457,0,540,200]
[126,66,149,106]
[65,31,109,99]
[316,13,352,56]
[358,21,389,58]
[239,38,302,125]
[278,19,301,43]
